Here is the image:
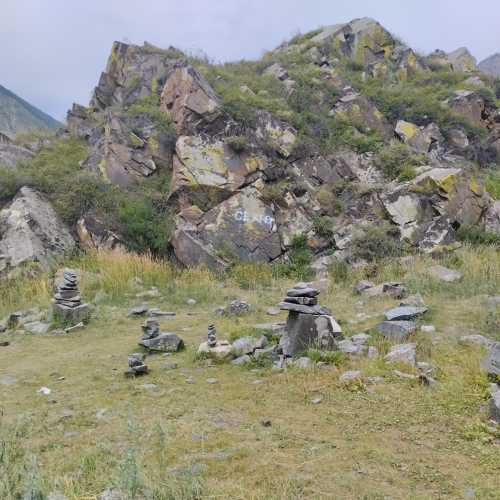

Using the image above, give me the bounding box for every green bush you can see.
[273,234,314,281]
[312,215,334,239]
[351,224,402,262]
[226,135,248,153]
[375,143,425,180]
[127,94,176,136]
[484,169,500,200]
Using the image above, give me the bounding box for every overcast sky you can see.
[2,0,499,121]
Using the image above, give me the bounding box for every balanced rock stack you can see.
[207,324,217,347]
[279,283,343,357]
[125,353,149,377]
[53,269,90,324]
[138,318,184,353]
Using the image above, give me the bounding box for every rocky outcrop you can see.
[478,53,500,78]
[83,110,174,187]
[160,64,224,135]
[447,48,477,73]
[382,167,492,250]
[169,136,266,208]
[91,42,183,111]
[0,187,75,274]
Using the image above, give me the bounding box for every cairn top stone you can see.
[286,287,320,298]
[279,302,330,315]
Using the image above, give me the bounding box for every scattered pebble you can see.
[260,419,272,427]
[37,387,52,396]
[206,378,218,385]
[311,397,323,405]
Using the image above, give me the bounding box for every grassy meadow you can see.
[0,246,499,499]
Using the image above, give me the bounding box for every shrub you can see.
[351,224,402,262]
[484,169,500,199]
[494,79,500,100]
[375,143,426,180]
[226,135,248,153]
[312,215,334,239]
[127,94,176,136]
[457,225,500,246]
[273,234,314,280]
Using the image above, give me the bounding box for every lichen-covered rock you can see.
[395,120,443,153]
[91,41,183,110]
[484,201,500,234]
[446,90,489,129]
[172,186,281,267]
[0,187,75,274]
[169,136,266,207]
[254,110,297,157]
[66,104,98,139]
[160,64,223,135]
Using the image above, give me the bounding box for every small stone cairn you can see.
[125,353,149,377]
[207,324,217,347]
[53,269,90,324]
[278,282,343,357]
[139,318,184,353]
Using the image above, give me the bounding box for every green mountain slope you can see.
[0,84,61,138]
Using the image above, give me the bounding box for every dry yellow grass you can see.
[0,246,499,499]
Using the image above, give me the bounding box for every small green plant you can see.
[375,143,426,180]
[484,169,500,199]
[312,215,334,239]
[226,135,248,153]
[351,224,402,262]
[306,349,346,365]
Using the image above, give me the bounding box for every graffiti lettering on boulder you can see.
[235,210,275,229]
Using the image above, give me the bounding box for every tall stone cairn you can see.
[278,282,343,357]
[53,269,90,324]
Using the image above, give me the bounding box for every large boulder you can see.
[445,90,492,130]
[91,41,183,110]
[0,187,75,273]
[172,185,282,267]
[160,64,224,135]
[169,135,266,208]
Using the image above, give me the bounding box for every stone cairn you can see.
[278,282,343,357]
[141,318,160,340]
[207,324,217,347]
[125,353,149,377]
[53,269,90,324]
[138,318,184,353]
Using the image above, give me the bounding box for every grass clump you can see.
[351,224,403,262]
[375,142,426,180]
[456,225,500,247]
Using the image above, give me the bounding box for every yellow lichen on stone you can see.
[469,177,483,196]
[398,121,419,141]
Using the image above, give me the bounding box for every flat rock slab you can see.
[286,287,320,298]
[279,302,331,315]
[232,336,267,357]
[139,333,184,353]
[128,306,149,316]
[384,306,427,322]
[425,265,463,283]
[384,343,417,367]
[377,321,417,341]
[53,303,90,324]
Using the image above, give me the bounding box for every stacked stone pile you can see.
[138,319,184,353]
[125,353,149,377]
[53,269,90,323]
[278,283,343,357]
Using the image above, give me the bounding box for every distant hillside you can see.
[0,84,60,138]
[479,53,500,78]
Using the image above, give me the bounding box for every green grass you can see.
[0,246,499,497]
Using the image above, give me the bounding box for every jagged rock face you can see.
[91,42,183,110]
[66,104,98,140]
[447,48,477,73]
[254,110,297,157]
[308,18,424,79]
[478,53,500,77]
[83,110,174,187]
[172,186,281,266]
[383,167,493,251]
[160,64,224,135]
[0,187,75,274]
[170,136,266,208]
